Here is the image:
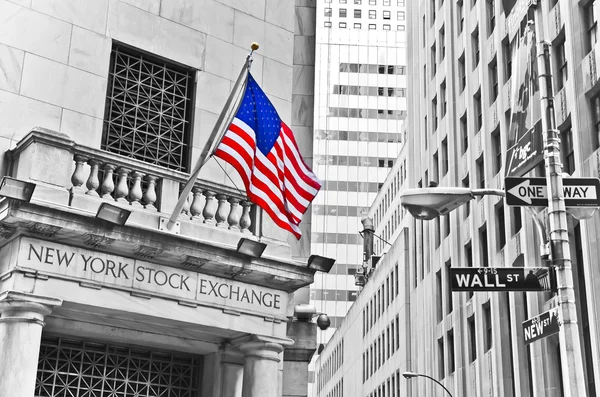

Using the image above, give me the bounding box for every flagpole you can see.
[166,43,258,230]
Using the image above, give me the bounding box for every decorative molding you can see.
[26,223,61,237]
[134,245,163,259]
[182,256,208,270]
[83,234,115,249]
[0,224,16,239]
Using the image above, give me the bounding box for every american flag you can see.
[214,73,321,239]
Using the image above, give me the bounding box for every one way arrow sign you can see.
[505,177,600,207]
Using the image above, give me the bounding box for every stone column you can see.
[0,291,62,397]
[234,335,294,397]
[221,343,244,397]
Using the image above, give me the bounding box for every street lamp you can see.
[402,371,453,397]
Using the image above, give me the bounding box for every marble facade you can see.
[0,0,318,396]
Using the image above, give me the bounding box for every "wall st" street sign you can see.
[449,267,552,292]
[522,308,561,345]
[505,177,600,207]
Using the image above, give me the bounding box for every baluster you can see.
[143,175,158,211]
[190,186,204,219]
[202,191,217,224]
[215,194,229,228]
[85,159,101,196]
[71,154,88,192]
[129,171,144,207]
[227,197,241,230]
[240,201,253,234]
[181,191,192,217]
[100,164,116,199]
[114,167,131,203]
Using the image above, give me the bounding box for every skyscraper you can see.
[310,0,408,341]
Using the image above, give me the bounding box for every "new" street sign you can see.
[505,177,600,207]
[522,307,560,345]
[450,267,553,292]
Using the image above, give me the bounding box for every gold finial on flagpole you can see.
[247,42,259,70]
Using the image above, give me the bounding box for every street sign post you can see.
[505,177,600,207]
[522,307,561,345]
[449,267,554,292]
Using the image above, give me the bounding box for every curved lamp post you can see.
[402,371,453,397]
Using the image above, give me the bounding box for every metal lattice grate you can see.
[102,45,194,172]
[36,336,200,397]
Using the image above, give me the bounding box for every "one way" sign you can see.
[505,177,600,207]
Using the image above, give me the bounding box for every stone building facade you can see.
[0,1,319,396]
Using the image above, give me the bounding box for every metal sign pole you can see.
[533,6,587,396]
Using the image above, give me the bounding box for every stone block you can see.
[294,6,316,37]
[60,109,104,148]
[292,65,314,95]
[68,26,111,77]
[282,361,309,396]
[232,11,265,54]
[266,0,294,31]
[293,36,315,66]
[195,72,232,114]
[160,0,234,43]
[204,36,238,81]
[291,95,313,127]
[107,0,206,70]
[269,96,292,126]
[120,0,160,14]
[31,0,109,34]
[13,138,74,188]
[0,0,71,63]
[264,24,294,66]
[20,54,107,119]
[262,59,293,102]
[218,0,265,20]
[0,43,24,93]
[0,90,62,142]
[191,108,218,151]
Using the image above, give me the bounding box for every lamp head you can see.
[400,188,475,220]
[402,371,419,379]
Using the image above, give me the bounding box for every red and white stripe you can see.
[214,118,321,239]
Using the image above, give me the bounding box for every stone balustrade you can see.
[68,146,256,235]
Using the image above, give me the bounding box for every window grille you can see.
[103,45,195,172]
[36,336,201,397]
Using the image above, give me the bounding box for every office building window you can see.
[448,329,455,374]
[475,92,482,130]
[585,0,598,53]
[369,10,376,18]
[103,44,194,172]
[468,315,477,362]
[398,0,405,4]
[461,113,468,153]
[484,303,493,351]
[325,21,332,27]
[480,224,489,267]
[439,26,446,60]
[487,0,495,36]
[383,24,391,30]
[438,338,445,379]
[441,137,448,175]
[369,23,376,29]
[458,53,466,92]
[510,206,522,235]
[397,11,405,20]
[556,40,568,90]
[355,9,362,17]
[492,129,502,174]
[431,0,436,23]
[370,0,376,4]
[384,0,391,4]
[383,10,391,19]
[458,1,465,33]
[490,62,499,101]
[398,24,405,30]
[354,23,362,28]
[340,8,347,16]
[431,44,437,76]
[339,22,347,27]
[441,81,447,117]
[504,38,514,82]
[325,7,332,16]
[445,260,453,313]
[436,270,443,322]
[432,96,438,131]
[472,27,480,68]
[355,0,362,3]
[592,96,600,150]
[561,127,575,174]
[496,203,506,249]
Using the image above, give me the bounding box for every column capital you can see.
[232,334,294,362]
[0,291,62,326]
